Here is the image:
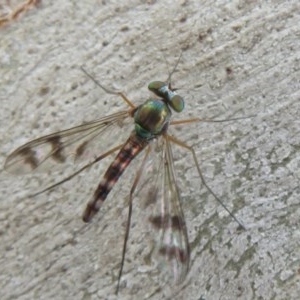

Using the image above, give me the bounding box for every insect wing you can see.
[4,110,131,174]
[142,136,190,284]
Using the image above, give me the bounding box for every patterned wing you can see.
[4,110,131,174]
[141,135,190,283]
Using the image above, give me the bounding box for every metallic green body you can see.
[134,99,171,139]
[134,81,185,140]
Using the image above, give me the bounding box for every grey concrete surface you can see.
[0,1,299,299]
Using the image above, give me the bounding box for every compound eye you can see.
[148,81,166,97]
[169,94,184,112]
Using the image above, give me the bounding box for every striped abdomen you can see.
[82,133,148,222]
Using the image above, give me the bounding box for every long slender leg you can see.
[29,144,123,197]
[116,145,152,295]
[167,134,245,230]
[80,67,136,109]
[170,115,254,126]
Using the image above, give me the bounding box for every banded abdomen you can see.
[82,132,148,222]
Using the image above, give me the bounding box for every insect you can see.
[4,56,244,294]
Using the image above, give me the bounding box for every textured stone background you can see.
[0,1,299,299]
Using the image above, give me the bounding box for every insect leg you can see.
[80,67,136,109]
[29,144,123,198]
[167,134,245,230]
[170,115,254,126]
[116,145,152,295]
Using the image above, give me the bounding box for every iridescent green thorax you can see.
[134,99,171,139]
[134,81,185,140]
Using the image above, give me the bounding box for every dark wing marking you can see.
[154,135,190,282]
[5,110,131,174]
[139,136,190,283]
